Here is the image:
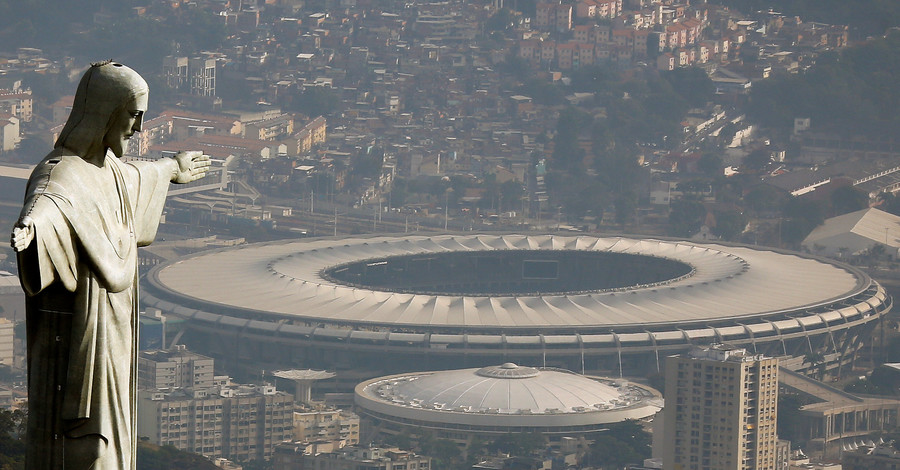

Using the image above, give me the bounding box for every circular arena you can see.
[354,363,662,441]
[141,234,892,376]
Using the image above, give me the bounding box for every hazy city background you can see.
[1,0,900,469]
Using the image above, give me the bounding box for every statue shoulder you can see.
[25,152,97,198]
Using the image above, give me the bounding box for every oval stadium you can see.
[141,234,891,378]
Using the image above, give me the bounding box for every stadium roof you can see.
[355,365,662,428]
[802,208,900,255]
[373,363,638,414]
[149,234,865,330]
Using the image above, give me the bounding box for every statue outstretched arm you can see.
[169,151,211,184]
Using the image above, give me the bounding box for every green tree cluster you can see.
[748,31,900,138]
[844,365,900,396]
[0,1,226,74]
[290,87,342,117]
[136,442,222,470]
[668,199,707,237]
[879,193,900,217]
[418,434,462,470]
[0,408,25,470]
[583,420,651,469]
[487,432,546,457]
[711,0,900,37]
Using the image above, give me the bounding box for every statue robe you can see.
[17,150,171,469]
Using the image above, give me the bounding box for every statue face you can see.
[104,93,148,158]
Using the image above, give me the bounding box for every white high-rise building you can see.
[663,345,779,470]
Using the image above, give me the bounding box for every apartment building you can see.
[137,348,295,461]
[162,55,217,96]
[536,3,572,32]
[138,381,294,461]
[139,346,215,391]
[292,407,360,445]
[663,345,779,470]
[0,88,33,122]
[0,318,13,367]
[273,445,430,470]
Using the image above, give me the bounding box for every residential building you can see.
[163,56,189,90]
[138,383,294,461]
[155,109,242,142]
[127,114,173,156]
[662,345,779,470]
[292,407,360,445]
[190,57,217,97]
[0,114,19,152]
[245,114,295,141]
[0,88,33,122]
[138,346,295,461]
[0,318,13,367]
[162,56,217,96]
[272,445,430,470]
[287,116,327,156]
[536,3,572,32]
[139,346,215,391]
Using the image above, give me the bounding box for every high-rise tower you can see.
[663,344,779,470]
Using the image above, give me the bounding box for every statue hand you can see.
[11,216,34,252]
[172,151,211,184]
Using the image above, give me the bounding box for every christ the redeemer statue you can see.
[10,61,210,469]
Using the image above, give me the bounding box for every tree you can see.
[136,441,222,470]
[781,197,826,246]
[744,185,788,215]
[546,171,606,219]
[584,420,651,469]
[293,87,341,117]
[669,199,707,237]
[742,148,771,171]
[697,153,723,177]
[802,352,826,381]
[0,408,25,469]
[879,192,900,216]
[239,459,274,470]
[551,107,592,173]
[676,179,711,196]
[711,209,747,241]
[748,31,900,138]
[516,78,566,106]
[387,178,409,209]
[662,67,715,107]
[614,192,637,226]
[421,438,462,470]
[485,8,516,33]
[488,432,546,456]
[717,122,740,147]
[829,186,869,216]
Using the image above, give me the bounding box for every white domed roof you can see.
[355,366,661,429]
[390,364,626,414]
[358,364,660,416]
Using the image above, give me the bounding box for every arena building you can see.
[141,234,891,378]
[353,363,662,442]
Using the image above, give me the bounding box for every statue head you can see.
[55,61,149,159]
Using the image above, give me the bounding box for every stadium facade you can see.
[142,234,891,377]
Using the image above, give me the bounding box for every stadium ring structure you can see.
[142,233,892,377]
